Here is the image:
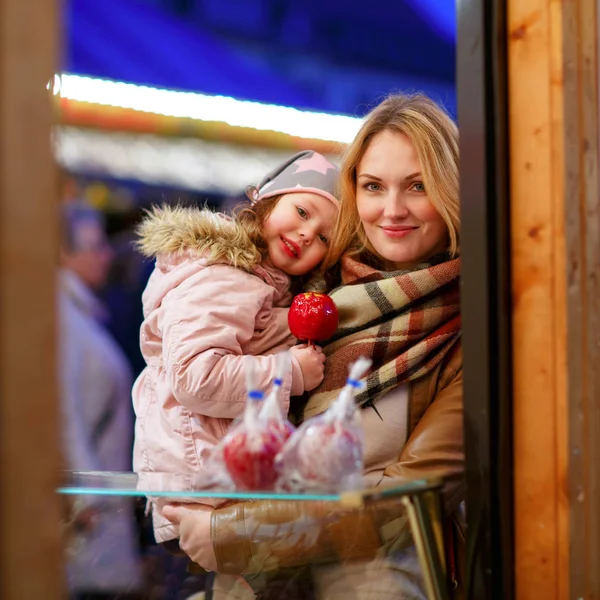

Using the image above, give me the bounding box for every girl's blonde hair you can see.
[233,188,281,257]
[322,93,459,272]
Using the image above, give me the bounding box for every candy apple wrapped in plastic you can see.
[194,437,236,492]
[221,359,291,491]
[276,357,372,492]
[288,291,338,346]
[259,352,296,443]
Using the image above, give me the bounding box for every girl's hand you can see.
[290,344,326,391]
[162,503,217,572]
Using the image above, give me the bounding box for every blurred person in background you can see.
[59,203,143,599]
[102,207,155,380]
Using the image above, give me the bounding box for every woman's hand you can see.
[162,503,217,572]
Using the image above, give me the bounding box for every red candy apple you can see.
[288,292,338,343]
[294,421,363,486]
[222,427,285,491]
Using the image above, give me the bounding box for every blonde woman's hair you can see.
[322,93,459,272]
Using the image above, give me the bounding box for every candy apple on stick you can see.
[288,292,338,347]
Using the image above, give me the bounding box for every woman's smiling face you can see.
[356,130,449,270]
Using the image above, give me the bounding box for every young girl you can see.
[132,150,339,544]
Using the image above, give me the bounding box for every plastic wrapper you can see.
[221,357,293,490]
[195,443,236,491]
[276,357,372,491]
[259,353,296,442]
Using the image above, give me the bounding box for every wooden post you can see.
[0,0,64,598]
[562,0,600,597]
[508,0,600,597]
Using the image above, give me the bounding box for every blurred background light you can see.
[56,74,364,143]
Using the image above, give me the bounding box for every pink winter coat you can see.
[132,206,304,542]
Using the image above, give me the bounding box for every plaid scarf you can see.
[303,254,461,419]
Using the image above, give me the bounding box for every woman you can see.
[163,92,463,600]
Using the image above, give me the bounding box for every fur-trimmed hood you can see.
[136,205,262,272]
[137,204,292,316]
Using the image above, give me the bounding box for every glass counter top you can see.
[56,471,444,505]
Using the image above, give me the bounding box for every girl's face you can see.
[263,192,338,276]
[356,130,448,270]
